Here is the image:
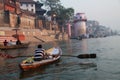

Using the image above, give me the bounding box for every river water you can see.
[0,36,120,80]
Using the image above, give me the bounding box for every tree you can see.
[40,0,74,30]
[40,0,74,22]
[56,6,74,26]
[40,0,60,11]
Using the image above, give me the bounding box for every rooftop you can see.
[19,0,35,3]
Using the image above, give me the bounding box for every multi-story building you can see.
[19,0,36,13]
[19,0,46,29]
[86,20,111,37]
[0,0,47,29]
[0,0,18,27]
[73,13,87,38]
[4,0,16,13]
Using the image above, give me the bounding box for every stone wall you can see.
[0,27,69,43]
[0,10,4,25]
[0,1,4,9]
[0,2,7,27]
[9,13,17,27]
[35,19,43,29]
[20,14,35,29]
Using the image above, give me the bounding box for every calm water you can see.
[0,36,120,80]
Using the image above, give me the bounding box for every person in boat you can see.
[34,44,46,61]
[16,39,22,45]
[8,40,15,46]
[3,40,8,46]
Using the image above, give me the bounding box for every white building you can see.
[19,0,36,13]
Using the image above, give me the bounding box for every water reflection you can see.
[0,45,35,57]
[81,39,89,53]
[61,39,89,56]
[20,66,46,79]
[0,39,98,80]
[0,57,5,66]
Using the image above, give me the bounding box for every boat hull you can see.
[0,42,30,50]
[20,47,62,71]
[20,56,60,71]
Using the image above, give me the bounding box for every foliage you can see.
[57,7,74,25]
[40,0,60,11]
[40,0,74,25]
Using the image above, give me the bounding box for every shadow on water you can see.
[20,66,46,79]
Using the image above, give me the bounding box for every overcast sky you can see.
[60,0,120,30]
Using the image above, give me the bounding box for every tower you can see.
[73,13,87,38]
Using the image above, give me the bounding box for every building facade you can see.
[20,10,35,29]
[19,0,36,13]
[73,13,87,38]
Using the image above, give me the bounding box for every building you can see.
[0,0,36,29]
[1,0,18,27]
[19,0,36,13]
[86,20,112,37]
[0,0,6,27]
[35,1,46,29]
[20,10,35,29]
[19,0,46,29]
[4,0,16,13]
[73,13,87,38]
[35,1,46,16]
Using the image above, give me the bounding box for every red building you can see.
[4,0,17,13]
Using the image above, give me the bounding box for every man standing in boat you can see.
[16,39,22,45]
[34,44,46,61]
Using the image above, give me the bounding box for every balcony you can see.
[4,0,16,8]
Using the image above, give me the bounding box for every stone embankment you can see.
[0,27,68,44]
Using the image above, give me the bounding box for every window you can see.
[31,4,33,7]
[26,4,28,7]
[31,9,34,12]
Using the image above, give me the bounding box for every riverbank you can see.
[0,27,69,44]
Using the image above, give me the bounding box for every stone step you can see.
[0,36,17,42]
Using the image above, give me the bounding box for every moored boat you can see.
[20,47,62,71]
[0,42,30,50]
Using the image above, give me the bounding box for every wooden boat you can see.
[20,47,62,71]
[0,42,30,50]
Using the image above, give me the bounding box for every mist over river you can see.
[0,36,120,80]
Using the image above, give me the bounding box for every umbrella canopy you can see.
[12,28,20,34]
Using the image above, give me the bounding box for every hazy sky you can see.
[34,0,120,30]
[60,0,120,30]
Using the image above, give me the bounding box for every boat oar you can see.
[11,53,96,59]
[62,53,96,59]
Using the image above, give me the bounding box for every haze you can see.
[60,0,120,30]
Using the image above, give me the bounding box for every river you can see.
[0,36,120,80]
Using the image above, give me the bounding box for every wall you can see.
[35,19,43,29]
[20,14,35,29]
[20,3,36,13]
[74,21,86,37]
[9,13,17,27]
